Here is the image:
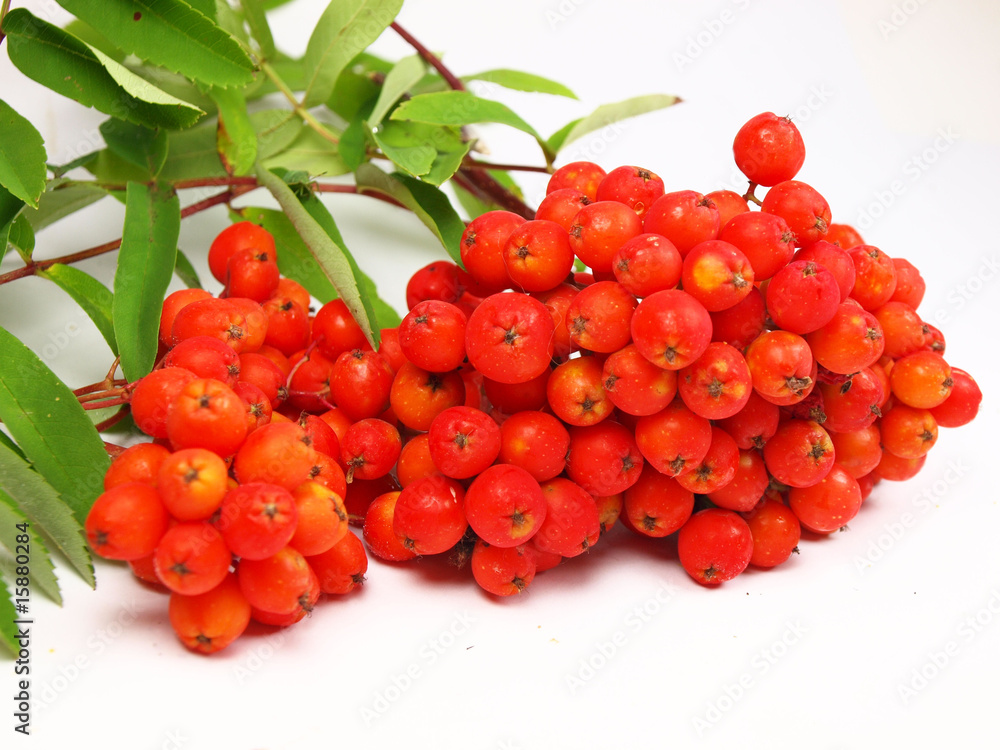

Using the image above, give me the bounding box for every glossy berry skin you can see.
[675,427,740,495]
[547,161,606,201]
[497,410,570,482]
[168,574,251,654]
[709,287,767,351]
[565,421,644,497]
[331,349,395,421]
[929,368,981,427]
[612,233,683,297]
[208,221,277,285]
[677,509,754,586]
[742,498,801,568]
[595,165,665,217]
[568,200,644,273]
[532,478,601,559]
[86,483,170,560]
[392,474,468,555]
[154,522,232,596]
[398,300,468,374]
[307,531,368,595]
[717,391,781,451]
[766,260,841,334]
[603,344,678,417]
[788,464,863,534]
[546,356,614,427]
[732,112,806,186]
[464,464,547,547]
[312,299,369,362]
[465,292,555,385]
[848,245,898,311]
[471,542,536,597]
[708,449,770,512]
[678,342,752,420]
[745,331,816,406]
[104,442,171,490]
[793,241,856,301]
[807,300,885,375]
[565,281,637,353]
[634,399,713,477]
[630,289,712,371]
[166,378,248,457]
[718,211,795,281]
[643,190,720,257]
[761,180,830,247]
[681,240,755,312]
[362,492,418,562]
[889,351,953,409]
[217,483,299,561]
[503,219,575,293]
[237,546,314,615]
[427,406,501,479]
[622,465,694,537]
[763,419,835,488]
[535,188,591,232]
[460,211,525,293]
[405,261,462,309]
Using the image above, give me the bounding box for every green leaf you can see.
[3,9,205,130]
[338,105,374,172]
[237,206,337,302]
[391,90,551,162]
[241,0,276,59]
[0,575,19,656]
[25,184,108,232]
[0,325,109,533]
[188,0,217,18]
[55,0,256,89]
[7,215,36,263]
[212,87,257,176]
[113,182,180,381]
[62,19,126,62]
[355,163,465,265]
[99,119,168,177]
[372,120,470,185]
[547,94,681,154]
[48,151,100,179]
[0,99,48,209]
[461,69,577,99]
[368,55,426,125]
[0,187,21,267]
[38,264,119,357]
[0,440,95,587]
[252,110,304,161]
[0,490,61,605]
[262,127,349,178]
[326,58,382,123]
[158,124,228,182]
[302,0,404,108]
[256,165,378,345]
[173,249,203,289]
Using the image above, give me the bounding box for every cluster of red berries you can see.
[85,226,373,654]
[84,111,982,654]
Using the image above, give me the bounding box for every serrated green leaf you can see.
[237,206,337,302]
[3,9,205,130]
[338,96,377,172]
[99,119,168,177]
[302,0,404,108]
[158,123,228,182]
[8,216,35,263]
[0,490,61,605]
[326,59,382,123]
[0,441,95,587]
[0,575,19,656]
[391,90,552,163]
[256,165,378,345]
[85,150,152,185]
[262,127,348,178]
[355,163,465,265]
[212,0,250,47]
[0,99,47,209]
[372,129,434,178]
[241,0,276,59]
[55,0,256,89]
[189,0,217,18]
[251,110,304,161]
[113,182,179,381]
[212,87,257,176]
[369,55,426,125]
[26,184,109,233]
[62,19,126,62]
[174,249,203,289]
[547,94,681,154]
[461,69,577,99]
[39,264,118,357]
[1,186,24,266]
[0,326,109,533]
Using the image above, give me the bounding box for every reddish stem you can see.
[390,22,466,92]
[94,407,129,433]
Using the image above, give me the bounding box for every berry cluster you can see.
[85,225,371,653]
[84,111,982,653]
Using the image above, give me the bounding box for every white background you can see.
[2,1,999,748]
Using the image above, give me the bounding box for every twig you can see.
[390,22,466,92]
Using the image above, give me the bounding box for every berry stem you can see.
[390,22,467,92]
